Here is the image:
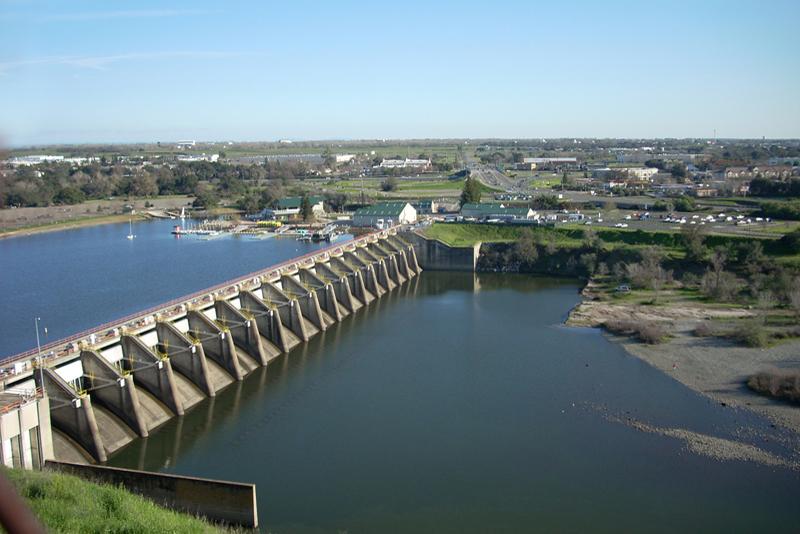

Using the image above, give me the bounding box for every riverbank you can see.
[567,286,800,436]
[0,198,245,240]
[0,213,150,239]
[0,197,192,238]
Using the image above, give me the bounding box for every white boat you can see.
[126,219,136,240]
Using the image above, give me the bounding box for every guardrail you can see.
[1,227,405,368]
[0,387,43,414]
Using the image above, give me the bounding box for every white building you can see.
[176,153,219,163]
[353,202,417,228]
[617,167,659,181]
[335,154,356,164]
[176,140,196,149]
[378,158,431,170]
[0,391,53,470]
[7,155,65,166]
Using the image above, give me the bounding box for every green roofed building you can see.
[276,196,326,214]
[353,202,417,228]
[460,203,537,221]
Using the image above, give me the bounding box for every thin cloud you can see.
[0,51,246,75]
[46,9,218,21]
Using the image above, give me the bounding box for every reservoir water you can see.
[0,219,336,359]
[2,220,799,532]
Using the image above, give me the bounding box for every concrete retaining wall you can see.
[400,231,480,272]
[46,460,258,528]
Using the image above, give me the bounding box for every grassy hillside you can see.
[3,467,223,533]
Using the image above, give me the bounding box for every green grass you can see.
[423,222,800,265]
[3,467,224,533]
[425,223,581,248]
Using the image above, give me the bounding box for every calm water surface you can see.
[109,273,799,533]
[0,219,337,359]
[2,221,798,532]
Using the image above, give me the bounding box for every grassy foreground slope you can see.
[3,467,223,533]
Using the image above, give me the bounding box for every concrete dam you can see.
[1,228,421,463]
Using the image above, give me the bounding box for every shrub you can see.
[747,369,800,403]
[604,319,667,344]
[693,321,714,337]
[778,229,800,253]
[733,320,769,348]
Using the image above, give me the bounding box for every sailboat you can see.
[126,218,136,240]
[180,207,186,220]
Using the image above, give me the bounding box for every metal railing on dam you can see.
[1,227,422,462]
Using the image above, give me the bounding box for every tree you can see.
[238,191,261,214]
[129,169,158,197]
[561,172,574,190]
[259,184,283,209]
[681,223,707,262]
[460,176,482,207]
[513,229,538,264]
[192,184,218,209]
[790,278,800,316]
[673,195,695,212]
[300,194,313,221]
[324,192,348,213]
[625,246,671,297]
[700,247,740,301]
[380,177,398,192]
[670,164,687,179]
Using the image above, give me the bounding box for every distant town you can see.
[1,138,798,238]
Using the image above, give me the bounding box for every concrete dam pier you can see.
[2,229,421,463]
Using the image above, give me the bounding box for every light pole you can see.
[34,317,46,470]
[34,318,44,395]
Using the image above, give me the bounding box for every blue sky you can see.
[1,0,798,146]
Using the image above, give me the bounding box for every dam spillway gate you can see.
[2,229,421,463]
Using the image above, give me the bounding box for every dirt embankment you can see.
[567,282,800,436]
[0,197,193,238]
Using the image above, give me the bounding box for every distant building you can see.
[176,153,219,163]
[335,154,356,164]
[7,155,64,166]
[521,157,578,170]
[729,165,794,180]
[460,203,537,222]
[176,140,196,149]
[410,200,438,214]
[616,152,698,164]
[378,158,431,170]
[276,196,325,216]
[616,167,659,181]
[353,202,417,228]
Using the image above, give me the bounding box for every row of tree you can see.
[0,160,320,208]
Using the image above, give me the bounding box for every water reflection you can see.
[108,272,800,532]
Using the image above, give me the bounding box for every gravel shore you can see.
[567,296,800,437]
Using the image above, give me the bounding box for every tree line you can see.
[0,160,318,209]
